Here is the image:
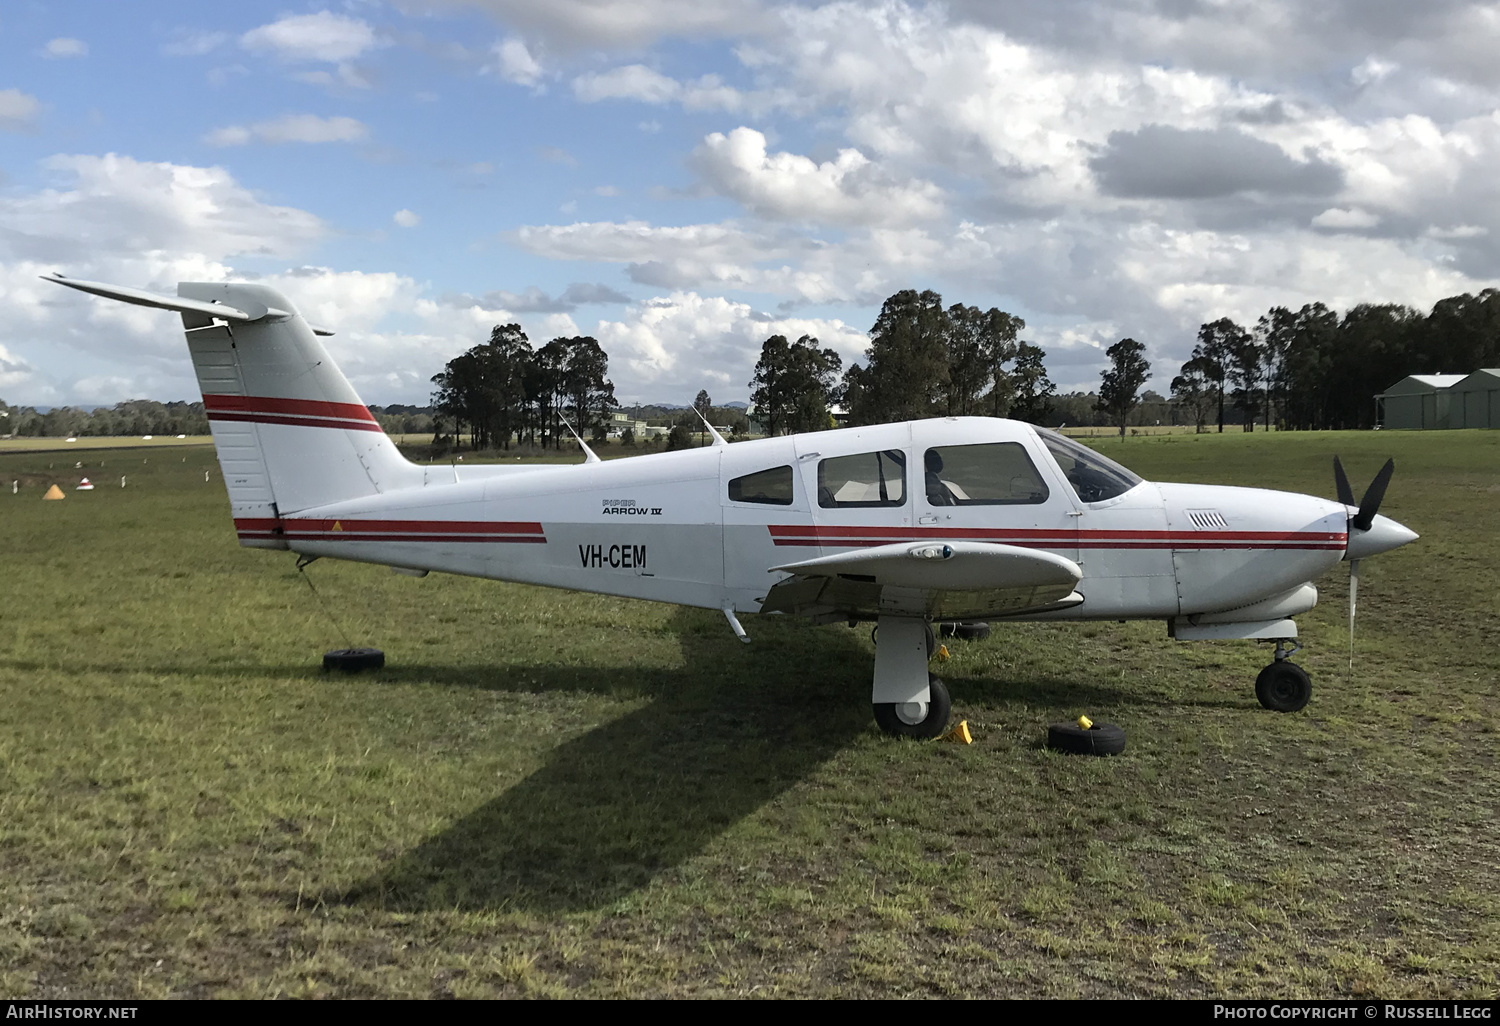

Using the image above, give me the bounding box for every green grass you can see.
[0,435,215,452]
[0,430,1496,998]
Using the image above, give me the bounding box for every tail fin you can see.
[44,276,423,544]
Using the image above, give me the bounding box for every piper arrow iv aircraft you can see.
[47,275,1420,738]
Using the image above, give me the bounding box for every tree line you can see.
[746,289,1056,435]
[18,284,1496,445]
[0,399,209,439]
[1166,290,1500,432]
[429,325,617,450]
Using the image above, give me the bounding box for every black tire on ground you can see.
[323,647,385,673]
[939,621,991,642]
[1255,661,1311,712]
[873,674,952,739]
[1046,721,1126,756]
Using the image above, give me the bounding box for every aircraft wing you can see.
[759,540,1084,622]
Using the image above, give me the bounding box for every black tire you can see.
[939,621,992,642]
[323,647,385,673]
[1255,661,1311,712]
[1046,721,1126,756]
[873,674,952,739]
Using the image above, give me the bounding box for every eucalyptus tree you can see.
[1097,338,1151,438]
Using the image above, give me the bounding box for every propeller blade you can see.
[1348,558,1359,670]
[1352,458,1396,531]
[1333,455,1355,507]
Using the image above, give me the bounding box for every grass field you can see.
[0,436,214,453]
[0,430,1495,999]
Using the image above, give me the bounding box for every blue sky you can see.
[4,1,1500,408]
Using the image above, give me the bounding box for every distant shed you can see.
[1450,369,1500,429]
[1376,374,1466,430]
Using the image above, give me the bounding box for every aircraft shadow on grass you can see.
[323,611,1160,916]
[0,617,1208,916]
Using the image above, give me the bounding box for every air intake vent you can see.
[1186,509,1229,529]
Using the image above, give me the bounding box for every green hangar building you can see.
[1376,374,1466,429]
[1449,368,1500,429]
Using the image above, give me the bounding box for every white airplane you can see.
[45,275,1419,737]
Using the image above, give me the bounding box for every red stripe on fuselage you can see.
[233,517,547,544]
[765,525,1345,550]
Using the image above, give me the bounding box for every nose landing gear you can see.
[870,615,953,739]
[1256,639,1311,712]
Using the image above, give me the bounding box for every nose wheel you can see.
[1256,640,1311,712]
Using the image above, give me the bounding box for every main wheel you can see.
[873,674,952,739]
[323,647,385,673]
[1255,661,1311,712]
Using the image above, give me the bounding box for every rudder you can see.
[175,282,423,544]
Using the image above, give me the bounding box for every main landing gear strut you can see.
[870,615,952,738]
[1255,638,1312,713]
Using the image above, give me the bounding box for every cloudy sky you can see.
[4,1,1500,408]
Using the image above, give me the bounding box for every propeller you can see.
[1333,456,1396,669]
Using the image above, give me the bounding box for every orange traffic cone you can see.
[43,484,65,500]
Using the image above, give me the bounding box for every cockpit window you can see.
[728,465,794,505]
[924,443,1048,505]
[1036,429,1143,504]
[818,450,906,508]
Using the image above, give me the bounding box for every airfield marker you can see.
[42,484,64,500]
[11,480,16,494]
[121,476,126,488]
[76,478,94,491]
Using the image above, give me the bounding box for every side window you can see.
[923,443,1049,506]
[818,450,907,508]
[728,465,794,505]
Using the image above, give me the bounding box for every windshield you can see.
[1036,429,1143,504]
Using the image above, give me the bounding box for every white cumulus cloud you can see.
[205,114,367,146]
[494,37,544,86]
[1312,207,1382,230]
[425,0,770,49]
[0,89,41,130]
[43,38,88,59]
[241,12,379,64]
[394,209,421,228]
[591,291,869,400]
[573,64,680,104]
[692,127,944,227]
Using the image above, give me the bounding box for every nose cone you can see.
[1345,513,1419,560]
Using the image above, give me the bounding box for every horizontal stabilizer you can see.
[42,274,336,335]
[43,273,260,321]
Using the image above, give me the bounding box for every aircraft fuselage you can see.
[247,417,1351,623]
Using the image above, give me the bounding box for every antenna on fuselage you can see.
[559,415,602,464]
[693,407,728,447]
